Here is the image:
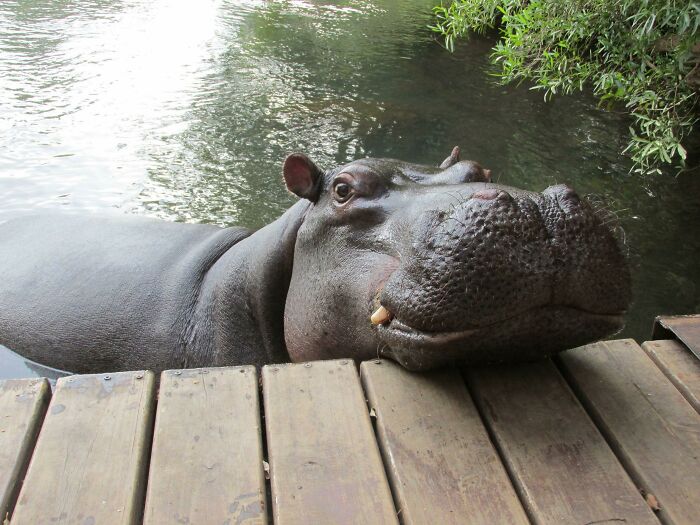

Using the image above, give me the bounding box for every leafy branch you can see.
[432,0,700,175]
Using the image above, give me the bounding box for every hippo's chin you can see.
[376,306,624,371]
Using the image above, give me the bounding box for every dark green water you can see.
[1,0,698,378]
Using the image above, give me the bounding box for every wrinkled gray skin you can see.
[0,148,630,373]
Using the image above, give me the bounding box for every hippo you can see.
[0,148,630,373]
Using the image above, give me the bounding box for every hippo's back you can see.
[0,214,250,372]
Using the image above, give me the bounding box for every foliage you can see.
[431,0,700,175]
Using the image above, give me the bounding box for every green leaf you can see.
[430,0,699,175]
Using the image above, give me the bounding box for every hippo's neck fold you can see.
[193,200,311,367]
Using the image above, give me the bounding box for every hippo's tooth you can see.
[371,305,393,325]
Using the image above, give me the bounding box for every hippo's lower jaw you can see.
[376,306,625,371]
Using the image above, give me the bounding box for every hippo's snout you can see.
[282,150,631,372]
[375,183,630,369]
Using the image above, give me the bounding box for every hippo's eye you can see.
[333,181,354,203]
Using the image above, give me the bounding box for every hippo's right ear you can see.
[283,153,324,202]
[439,146,461,169]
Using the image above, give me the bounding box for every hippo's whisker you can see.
[446,216,468,230]
[376,342,389,360]
[444,190,466,209]
[617,228,627,246]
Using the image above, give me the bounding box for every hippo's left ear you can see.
[283,153,324,202]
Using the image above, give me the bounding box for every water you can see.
[1,0,698,379]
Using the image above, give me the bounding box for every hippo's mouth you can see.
[376,316,478,347]
[372,304,625,370]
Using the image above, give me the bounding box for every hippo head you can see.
[282,148,631,370]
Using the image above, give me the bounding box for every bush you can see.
[431,0,700,175]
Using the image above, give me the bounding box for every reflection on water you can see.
[0,344,67,383]
[1,0,698,378]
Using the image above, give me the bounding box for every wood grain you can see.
[11,371,155,525]
[143,367,266,525]
[0,378,50,522]
[360,359,528,525]
[652,314,700,359]
[642,339,700,414]
[560,339,700,525]
[263,360,398,525]
[466,359,658,525]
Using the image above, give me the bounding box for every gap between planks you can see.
[465,358,658,525]
[0,378,51,523]
[557,339,700,525]
[262,360,398,525]
[360,359,529,525]
[10,371,156,525]
[7,340,700,525]
[641,339,700,414]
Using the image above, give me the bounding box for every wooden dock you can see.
[1,321,699,524]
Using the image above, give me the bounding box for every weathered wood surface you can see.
[0,378,50,522]
[653,314,700,359]
[263,360,398,525]
[143,367,266,525]
[642,339,700,414]
[560,339,700,525]
[5,334,700,524]
[466,359,658,525]
[11,371,155,525]
[361,359,528,525]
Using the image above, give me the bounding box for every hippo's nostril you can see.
[545,184,581,207]
[560,187,580,206]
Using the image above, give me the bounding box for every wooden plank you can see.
[466,359,658,525]
[11,371,155,525]
[143,367,266,525]
[642,339,700,414]
[360,360,528,525]
[559,339,700,525]
[0,378,50,522]
[263,360,397,525]
[653,314,700,359]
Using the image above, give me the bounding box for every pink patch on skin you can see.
[283,154,313,196]
[367,255,400,303]
[472,189,500,200]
